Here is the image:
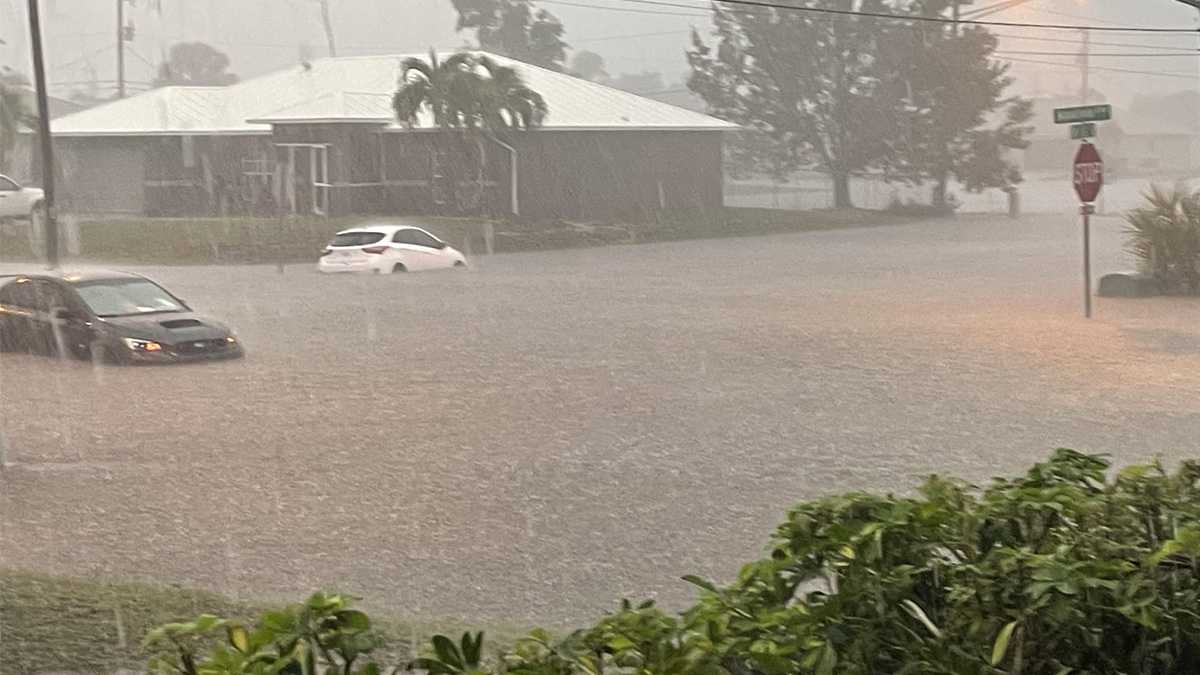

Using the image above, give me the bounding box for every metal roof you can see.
[51,53,737,137]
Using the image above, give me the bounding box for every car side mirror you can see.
[53,308,78,321]
[436,241,447,249]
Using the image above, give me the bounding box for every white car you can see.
[0,174,44,222]
[317,225,468,274]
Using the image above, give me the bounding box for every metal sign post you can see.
[1081,203,1093,319]
[1073,142,1104,319]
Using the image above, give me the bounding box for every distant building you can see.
[43,53,736,219]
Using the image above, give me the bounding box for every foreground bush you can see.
[149,450,1200,674]
[1125,185,1200,294]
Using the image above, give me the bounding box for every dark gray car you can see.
[0,270,244,364]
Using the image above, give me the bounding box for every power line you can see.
[603,0,1199,33]
[996,50,1199,57]
[541,0,706,17]
[1001,55,1198,79]
[991,33,1200,51]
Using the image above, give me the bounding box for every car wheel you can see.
[453,260,467,269]
[392,263,408,274]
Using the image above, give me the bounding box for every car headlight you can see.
[122,337,164,352]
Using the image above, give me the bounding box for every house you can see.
[43,53,737,220]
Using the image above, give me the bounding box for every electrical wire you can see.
[996,50,1199,57]
[541,0,707,17]
[991,33,1200,51]
[1000,55,1198,79]
[603,0,1199,33]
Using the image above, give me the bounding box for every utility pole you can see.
[1079,28,1090,103]
[116,0,126,98]
[27,0,58,268]
[316,0,336,57]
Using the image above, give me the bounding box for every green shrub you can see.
[1125,185,1200,294]
[151,450,1200,674]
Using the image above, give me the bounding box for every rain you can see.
[3,0,1200,673]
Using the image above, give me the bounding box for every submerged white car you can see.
[317,225,468,274]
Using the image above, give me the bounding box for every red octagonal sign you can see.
[1073,142,1103,203]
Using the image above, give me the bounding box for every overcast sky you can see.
[0,0,1197,106]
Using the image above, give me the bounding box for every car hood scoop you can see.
[159,318,203,329]
[101,312,231,343]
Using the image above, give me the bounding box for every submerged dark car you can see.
[0,270,244,364]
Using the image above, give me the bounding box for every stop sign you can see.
[1073,142,1103,203]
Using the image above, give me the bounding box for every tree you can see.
[0,69,35,175]
[153,42,239,87]
[393,50,546,212]
[450,0,568,71]
[884,1,1032,209]
[687,0,901,209]
[569,50,607,81]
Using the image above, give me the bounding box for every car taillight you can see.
[362,246,389,254]
[321,248,332,257]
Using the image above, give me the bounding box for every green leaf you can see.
[432,634,465,670]
[681,575,719,593]
[817,644,837,675]
[991,621,1017,666]
[461,631,483,666]
[410,657,456,675]
[335,609,371,631]
[228,624,250,653]
[900,600,942,639]
[193,614,226,632]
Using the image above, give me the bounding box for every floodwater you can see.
[2,213,1200,625]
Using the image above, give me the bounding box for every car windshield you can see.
[75,279,186,317]
[330,232,385,247]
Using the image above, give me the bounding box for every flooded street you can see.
[3,213,1200,625]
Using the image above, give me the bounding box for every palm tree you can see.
[0,72,35,176]
[393,50,545,213]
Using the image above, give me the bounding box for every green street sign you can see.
[1070,122,1097,140]
[1054,104,1112,124]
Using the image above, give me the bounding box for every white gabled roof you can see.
[51,52,736,137]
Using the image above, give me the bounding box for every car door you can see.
[26,280,67,355]
[0,278,50,353]
[404,228,453,269]
[392,229,438,271]
[0,279,35,351]
[0,176,24,218]
[43,281,93,357]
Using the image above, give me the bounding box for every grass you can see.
[0,207,919,266]
[0,570,525,675]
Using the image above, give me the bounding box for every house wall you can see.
[52,134,273,216]
[47,127,726,220]
[377,129,725,220]
[54,137,146,214]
